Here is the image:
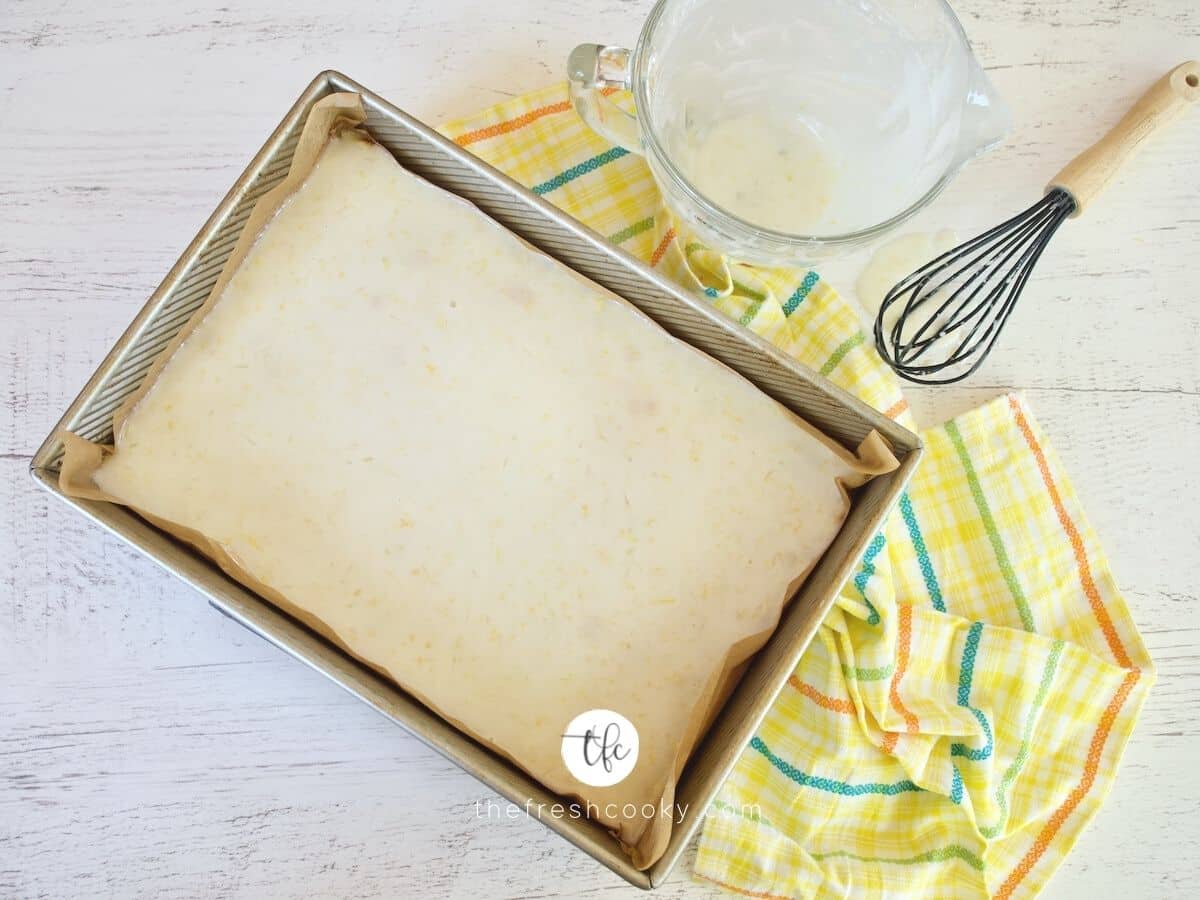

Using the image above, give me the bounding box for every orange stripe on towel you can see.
[881,730,900,755]
[995,669,1140,899]
[878,606,920,756]
[650,227,676,267]
[889,603,921,734]
[454,87,618,146]
[788,675,856,715]
[1006,395,1132,668]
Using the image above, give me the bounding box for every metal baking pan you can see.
[30,70,922,889]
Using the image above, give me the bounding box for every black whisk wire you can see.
[874,188,1076,385]
[904,201,1057,368]
[902,200,1057,362]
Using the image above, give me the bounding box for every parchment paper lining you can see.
[59,93,897,868]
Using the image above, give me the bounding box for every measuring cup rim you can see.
[630,0,987,246]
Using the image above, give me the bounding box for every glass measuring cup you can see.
[568,0,1010,267]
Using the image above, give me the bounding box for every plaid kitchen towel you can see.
[438,84,1153,899]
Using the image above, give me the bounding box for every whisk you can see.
[875,60,1200,385]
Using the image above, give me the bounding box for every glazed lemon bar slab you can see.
[61,95,891,867]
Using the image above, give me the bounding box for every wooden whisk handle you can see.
[1048,60,1200,217]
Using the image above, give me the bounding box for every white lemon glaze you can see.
[94,132,868,855]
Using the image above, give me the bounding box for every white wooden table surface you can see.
[2,0,1197,897]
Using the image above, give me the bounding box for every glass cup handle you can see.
[567,44,642,154]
